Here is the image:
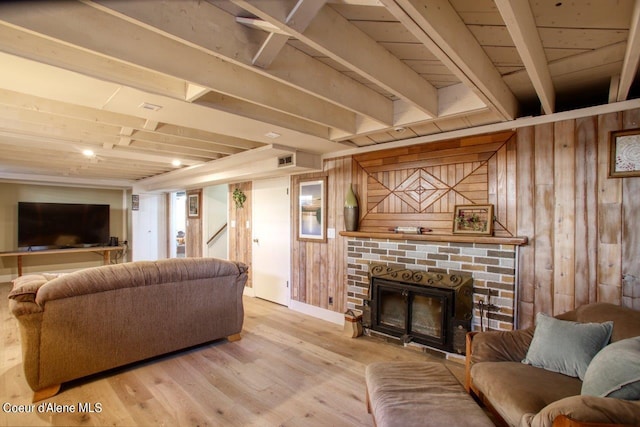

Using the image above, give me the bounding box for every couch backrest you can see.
[9,258,247,309]
[556,303,640,342]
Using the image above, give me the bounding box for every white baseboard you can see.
[288,299,344,325]
[243,286,256,297]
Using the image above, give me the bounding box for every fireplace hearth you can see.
[366,264,473,354]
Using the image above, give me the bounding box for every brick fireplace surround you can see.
[346,238,519,333]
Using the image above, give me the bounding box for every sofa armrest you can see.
[8,275,50,316]
[469,327,535,365]
[465,328,534,397]
[519,395,640,427]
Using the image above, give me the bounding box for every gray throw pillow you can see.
[582,336,640,399]
[522,312,613,380]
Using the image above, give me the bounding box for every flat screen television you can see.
[18,202,110,251]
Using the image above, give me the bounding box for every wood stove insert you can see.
[367,264,473,354]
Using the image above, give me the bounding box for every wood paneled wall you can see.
[286,108,640,328]
[517,109,640,327]
[291,158,351,313]
[186,189,202,257]
[228,182,252,288]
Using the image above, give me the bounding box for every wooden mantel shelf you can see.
[339,231,528,246]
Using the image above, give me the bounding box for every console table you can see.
[0,246,125,277]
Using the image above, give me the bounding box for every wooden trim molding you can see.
[339,231,528,246]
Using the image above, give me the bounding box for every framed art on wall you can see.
[298,177,327,242]
[609,128,640,177]
[187,192,200,218]
[452,204,494,236]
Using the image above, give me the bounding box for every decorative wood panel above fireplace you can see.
[367,263,473,354]
[351,130,517,238]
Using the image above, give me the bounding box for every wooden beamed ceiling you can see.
[0,0,638,187]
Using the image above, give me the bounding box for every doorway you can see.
[131,193,166,261]
[170,191,187,258]
[252,176,290,306]
[204,184,229,259]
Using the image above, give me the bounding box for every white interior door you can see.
[132,193,164,261]
[252,176,290,305]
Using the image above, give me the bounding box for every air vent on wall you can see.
[278,154,294,168]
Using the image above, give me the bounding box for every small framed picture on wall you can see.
[452,204,494,236]
[187,192,200,218]
[297,177,327,242]
[609,128,640,177]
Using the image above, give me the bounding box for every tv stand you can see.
[0,246,125,277]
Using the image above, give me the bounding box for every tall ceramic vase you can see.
[344,184,359,231]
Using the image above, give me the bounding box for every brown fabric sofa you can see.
[465,303,640,427]
[8,257,248,401]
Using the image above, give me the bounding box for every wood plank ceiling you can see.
[0,0,638,189]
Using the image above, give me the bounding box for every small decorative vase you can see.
[344,184,359,231]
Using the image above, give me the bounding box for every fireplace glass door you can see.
[379,288,406,329]
[371,278,451,350]
[411,294,443,338]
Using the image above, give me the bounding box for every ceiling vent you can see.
[277,154,294,168]
[139,102,163,111]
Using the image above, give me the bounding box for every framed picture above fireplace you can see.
[452,204,494,236]
[298,177,327,242]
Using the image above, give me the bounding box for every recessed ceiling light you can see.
[171,159,182,167]
[265,131,281,139]
[139,102,163,111]
[82,149,95,157]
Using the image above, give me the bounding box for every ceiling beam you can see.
[1,148,170,175]
[495,0,555,114]
[251,32,290,68]
[0,23,187,101]
[0,130,204,165]
[152,124,265,151]
[286,0,327,33]
[382,0,518,121]
[247,0,327,68]
[233,0,439,118]
[0,1,358,133]
[0,88,146,129]
[0,51,344,155]
[89,0,393,126]
[130,130,246,156]
[194,92,331,139]
[505,42,627,97]
[0,89,267,153]
[609,75,621,103]
[617,0,640,101]
[185,84,209,102]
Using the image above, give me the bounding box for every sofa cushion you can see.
[581,336,640,400]
[522,313,613,380]
[573,303,640,342]
[471,361,582,427]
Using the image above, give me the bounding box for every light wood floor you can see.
[1,282,464,426]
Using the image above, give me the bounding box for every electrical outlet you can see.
[329,296,333,304]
